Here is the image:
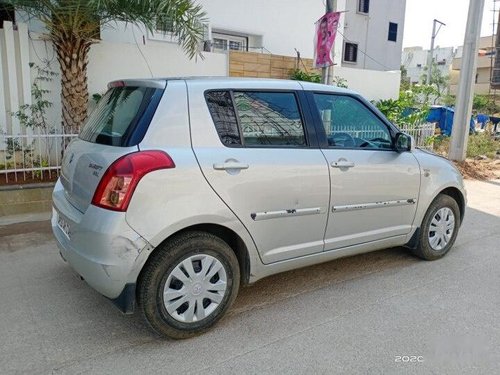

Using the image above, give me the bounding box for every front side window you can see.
[313,94,392,150]
[205,91,307,147]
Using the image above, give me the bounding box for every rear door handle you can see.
[331,160,355,168]
[213,161,249,170]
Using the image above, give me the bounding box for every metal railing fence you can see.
[0,130,78,184]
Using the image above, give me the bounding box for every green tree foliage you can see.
[3,0,206,133]
[420,62,450,103]
[375,87,431,126]
[11,63,56,131]
[400,64,411,91]
[472,94,500,114]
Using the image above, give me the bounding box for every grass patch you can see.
[466,132,499,159]
[430,133,499,159]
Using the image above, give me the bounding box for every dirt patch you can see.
[454,159,500,180]
[0,171,59,186]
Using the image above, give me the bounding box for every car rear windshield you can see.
[79,86,163,146]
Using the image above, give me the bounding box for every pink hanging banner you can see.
[314,12,341,68]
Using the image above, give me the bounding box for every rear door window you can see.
[79,86,162,146]
[234,92,306,147]
[205,90,307,147]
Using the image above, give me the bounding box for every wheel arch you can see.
[438,186,466,224]
[138,223,252,287]
[406,185,465,250]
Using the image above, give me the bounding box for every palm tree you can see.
[4,0,206,134]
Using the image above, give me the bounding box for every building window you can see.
[343,43,358,63]
[358,0,370,14]
[0,2,15,28]
[212,32,247,52]
[229,40,242,51]
[155,17,174,34]
[148,17,177,42]
[388,22,398,42]
[213,38,228,51]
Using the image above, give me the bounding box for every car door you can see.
[188,82,330,264]
[307,92,421,251]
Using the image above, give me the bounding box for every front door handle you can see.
[331,160,355,168]
[213,161,249,171]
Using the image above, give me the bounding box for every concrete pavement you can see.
[0,180,499,374]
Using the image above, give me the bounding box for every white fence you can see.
[0,130,78,184]
[399,122,436,149]
[330,122,436,149]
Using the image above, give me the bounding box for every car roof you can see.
[111,77,357,95]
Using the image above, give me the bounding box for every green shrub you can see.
[466,133,500,159]
[290,69,321,83]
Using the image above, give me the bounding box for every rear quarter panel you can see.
[125,80,260,268]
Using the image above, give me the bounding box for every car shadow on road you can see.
[231,247,418,316]
[484,179,500,187]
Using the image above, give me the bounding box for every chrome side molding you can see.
[251,207,322,221]
[332,199,417,213]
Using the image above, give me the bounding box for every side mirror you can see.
[394,132,415,152]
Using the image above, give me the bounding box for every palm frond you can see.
[6,0,207,58]
[92,0,207,58]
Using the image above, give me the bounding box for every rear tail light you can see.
[91,151,175,212]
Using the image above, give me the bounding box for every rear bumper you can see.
[51,181,154,304]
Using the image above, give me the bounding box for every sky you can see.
[403,0,498,48]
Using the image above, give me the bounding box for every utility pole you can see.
[426,19,446,84]
[321,0,336,85]
[449,0,486,161]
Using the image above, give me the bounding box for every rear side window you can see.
[79,86,162,146]
[205,91,241,146]
[205,90,306,147]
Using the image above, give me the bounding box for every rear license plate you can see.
[57,213,71,240]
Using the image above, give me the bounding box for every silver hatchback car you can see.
[52,78,466,339]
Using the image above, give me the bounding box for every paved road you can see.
[1,180,499,374]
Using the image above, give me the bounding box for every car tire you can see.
[137,231,240,339]
[412,194,461,261]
